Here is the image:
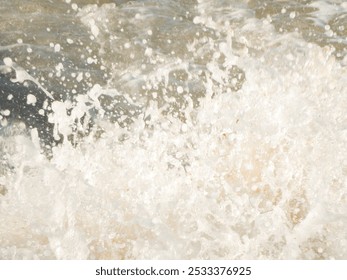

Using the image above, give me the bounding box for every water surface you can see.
[0,0,346,259]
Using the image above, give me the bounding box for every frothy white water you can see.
[0,0,346,259]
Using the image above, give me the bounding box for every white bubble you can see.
[1,109,11,116]
[177,86,184,94]
[193,16,201,24]
[55,63,64,71]
[91,24,99,38]
[76,72,83,82]
[71,3,78,11]
[27,94,37,105]
[145,48,153,56]
[3,57,13,66]
[54,44,61,52]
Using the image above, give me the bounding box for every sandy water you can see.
[0,0,346,259]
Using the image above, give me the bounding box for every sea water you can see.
[0,0,346,259]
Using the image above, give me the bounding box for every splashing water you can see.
[0,0,346,259]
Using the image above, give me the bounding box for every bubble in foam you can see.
[26,94,37,105]
[54,44,61,52]
[1,109,11,116]
[3,57,13,66]
[71,3,78,11]
[177,86,184,94]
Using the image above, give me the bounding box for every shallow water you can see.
[0,0,346,259]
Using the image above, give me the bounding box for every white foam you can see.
[0,0,346,260]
